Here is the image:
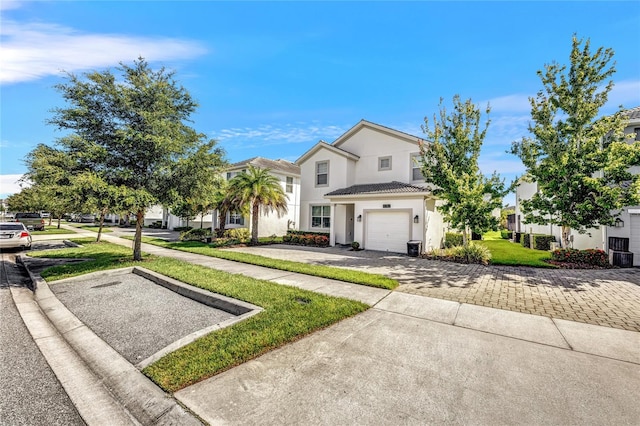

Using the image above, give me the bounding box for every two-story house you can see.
[514,106,640,265]
[214,157,301,237]
[296,120,446,253]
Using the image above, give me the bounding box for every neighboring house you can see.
[213,157,301,237]
[295,120,446,253]
[514,106,640,265]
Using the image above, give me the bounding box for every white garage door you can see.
[630,214,640,266]
[366,211,411,253]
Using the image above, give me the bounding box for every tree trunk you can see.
[251,202,259,245]
[96,209,106,243]
[133,210,144,261]
[561,225,571,249]
[217,210,226,237]
[200,214,204,229]
[57,217,61,229]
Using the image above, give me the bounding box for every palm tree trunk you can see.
[251,202,259,244]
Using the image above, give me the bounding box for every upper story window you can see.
[286,176,294,193]
[226,169,246,180]
[316,161,329,187]
[411,153,424,181]
[634,127,640,141]
[378,156,392,171]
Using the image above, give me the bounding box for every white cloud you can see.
[607,79,640,110]
[0,0,22,11]
[213,123,347,148]
[0,20,207,84]
[0,174,28,198]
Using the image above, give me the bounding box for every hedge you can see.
[444,232,463,248]
[500,230,511,239]
[532,235,555,251]
[283,233,329,247]
[286,230,329,237]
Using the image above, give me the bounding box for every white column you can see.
[329,203,336,246]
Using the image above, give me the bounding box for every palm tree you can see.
[230,165,288,244]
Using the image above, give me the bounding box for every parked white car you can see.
[0,222,32,250]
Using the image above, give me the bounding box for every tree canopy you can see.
[510,36,640,248]
[48,58,226,259]
[420,95,508,246]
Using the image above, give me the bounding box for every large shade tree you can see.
[48,58,226,260]
[420,95,509,247]
[510,36,640,248]
[229,166,288,244]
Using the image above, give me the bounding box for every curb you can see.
[16,255,204,426]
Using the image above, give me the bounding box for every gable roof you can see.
[228,157,300,175]
[295,141,360,165]
[332,119,425,149]
[325,181,431,197]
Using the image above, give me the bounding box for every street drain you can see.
[92,281,122,289]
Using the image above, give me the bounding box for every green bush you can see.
[551,248,609,267]
[282,234,292,243]
[287,230,330,237]
[429,242,491,265]
[444,232,463,248]
[224,228,250,242]
[500,230,511,239]
[351,241,360,250]
[533,235,556,251]
[173,226,192,232]
[179,228,211,241]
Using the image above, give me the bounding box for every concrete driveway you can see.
[226,245,640,331]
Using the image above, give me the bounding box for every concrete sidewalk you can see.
[19,230,640,424]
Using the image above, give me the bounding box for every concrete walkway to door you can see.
[225,244,640,332]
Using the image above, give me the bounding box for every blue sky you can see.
[2,1,639,205]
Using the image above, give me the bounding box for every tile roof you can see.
[624,106,640,120]
[229,157,300,175]
[325,181,430,197]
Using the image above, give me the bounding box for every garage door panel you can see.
[366,211,410,253]
[630,214,640,266]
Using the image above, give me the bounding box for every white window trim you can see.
[310,204,331,229]
[378,156,392,171]
[315,160,329,188]
[410,152,424,182]
[228,211,244,226]
[286,176,294,193]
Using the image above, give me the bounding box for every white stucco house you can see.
[514,106,640,265]
[295,120,446,253]
[212,157,301,237]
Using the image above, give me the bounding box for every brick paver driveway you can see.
[227,245,640,332]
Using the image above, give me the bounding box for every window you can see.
[316,161,329,186]
[286,176,294,193]
[226,172,232,180]
[378,156,392,171]
[634,127,640,142]
[311,205,330,228]
[411,153,424,181]
[229,211,244,225]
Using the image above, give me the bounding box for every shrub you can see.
[427,242,491,265]
[314,235,329,247]
[551,248,609,267]
[179,228,211,241]
[533,235,556,251]
[224,228,250,242]
[351,241,360,250]
[500,230,511,239]
[173,226,192,232]
[444,232,463,248]
[287,230,330,238]
[282,234,292,243]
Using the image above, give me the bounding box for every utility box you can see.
[609,250,634,268]
[407,240,422,257]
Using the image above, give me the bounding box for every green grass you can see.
[28,241,368,391]
[478,232,555,268]
[135,236,398,290]
[31,225,77,235]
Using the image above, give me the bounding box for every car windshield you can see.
[0,224,25,231]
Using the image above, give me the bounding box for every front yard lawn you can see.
[479,231,555,268]
[31,225,77,235]
[138,237,399,290]
[29,240,368,392]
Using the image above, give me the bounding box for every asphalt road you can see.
[0,247,85,426]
